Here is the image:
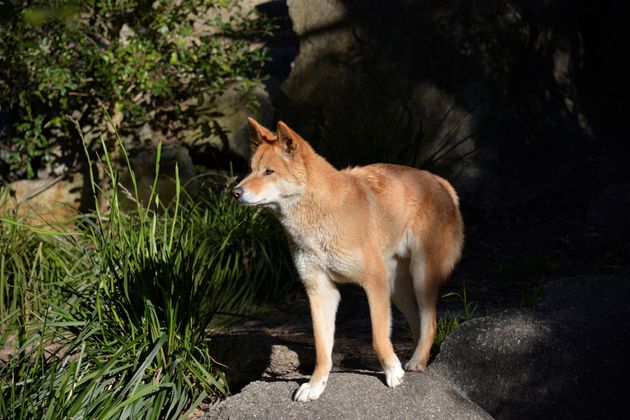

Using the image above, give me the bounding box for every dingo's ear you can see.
[276,121,297,156]
[248,117,275,148]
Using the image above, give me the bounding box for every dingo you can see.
[233,118,464,401]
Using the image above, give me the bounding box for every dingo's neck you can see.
[275,152,348,242]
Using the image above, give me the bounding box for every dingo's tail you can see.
[435,176,459,207]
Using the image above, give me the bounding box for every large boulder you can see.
[277,0,590,206]
[282,0,478,172]
[429,275,630,419]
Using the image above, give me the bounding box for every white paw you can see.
[384,361,405,388]
[404,358,425,372]
[293,379,327,402]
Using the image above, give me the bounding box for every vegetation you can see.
[0,127,292,418]
[0,0,272,180]
[430,284,477,360]
[0,1,292,416]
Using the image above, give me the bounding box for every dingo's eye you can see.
[264,168,274,176]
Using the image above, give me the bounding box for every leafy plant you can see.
[0,0,273,180]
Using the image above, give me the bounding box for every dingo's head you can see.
[233,118,307,211]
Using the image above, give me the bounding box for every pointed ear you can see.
[276,121,298,156]
[248,117,275,148]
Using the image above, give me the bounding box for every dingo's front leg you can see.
[294,271,340,402]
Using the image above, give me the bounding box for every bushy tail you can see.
[435,176,459,207]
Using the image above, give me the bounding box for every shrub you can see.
[0,0,272,180]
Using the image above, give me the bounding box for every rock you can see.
[1,173,88,226]
[209,332,317,391]
[266,344,303,377]
[430,275,630,419]
[277,0,589,209]
[0,144,200,225]
[280,0,483,164]
[179,79,274,162]
[205,371,491,420]
[282,0,479,172]
[119,23,136,47]
[586,182,630,244]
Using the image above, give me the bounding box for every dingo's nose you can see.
[232,187,244,200]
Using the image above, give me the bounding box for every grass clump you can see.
[430,284,477,361]
[0,209,88,326]
[0,127,292,418]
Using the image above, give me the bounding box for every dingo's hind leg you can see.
[405,254,441,372]
[364,263,405,388]
[390,259,420,347]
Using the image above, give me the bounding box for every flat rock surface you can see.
[205,371,491,420]
[204,276,630,419]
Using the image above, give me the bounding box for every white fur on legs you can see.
[294,272,339,402]
[384,359,405,388]
[294,378,328,402]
